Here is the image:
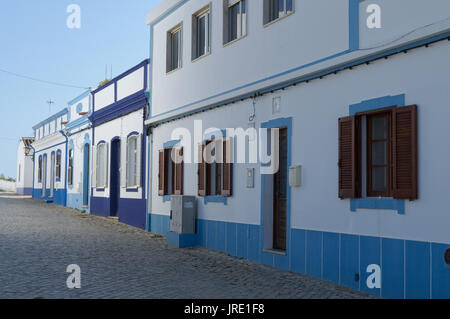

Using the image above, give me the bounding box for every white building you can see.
[89,60,149,229]
[31,108,69,205]
[144,0,450,298]
[16,137,34,195]
[66,90,92,211]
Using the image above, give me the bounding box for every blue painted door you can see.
[83,144,90,207]
[109,139,120,217]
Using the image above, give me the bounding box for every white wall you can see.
[16,141,34,190]
[0,180,16,192]
[150,0,349,118]
[32,133,67,191]
[67,130,91,195]
[359,0,450,50]
[94,65,146,112]
[93,109,144,200]
[150,39,450,245]
[68,95,90,123]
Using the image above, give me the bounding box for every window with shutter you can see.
[221,138,233,197]
[392,105,418,200]
[338,105,418,201]
[338,116,357,199]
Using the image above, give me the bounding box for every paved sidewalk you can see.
[0,192,374,299]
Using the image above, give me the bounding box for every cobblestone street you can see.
[0,192,373,299]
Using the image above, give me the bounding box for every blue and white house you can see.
[89,60,149,229]
[65,90,93,211]
[31,108,69,205]
[144,0,450,298]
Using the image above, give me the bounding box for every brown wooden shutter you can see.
[338,116,357,198]
[198,143,207,196]
[392,105,418,200]
[174,147,184,195]
[221,138,233,197]
[158,150,166,196]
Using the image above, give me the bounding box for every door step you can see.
[43,199,54,204]
[108,217,119,221]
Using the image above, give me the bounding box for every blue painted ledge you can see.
[163,195,171,203]
[350,198,405,215]
[204,196,227,205]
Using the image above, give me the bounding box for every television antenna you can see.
[47,99,55,115]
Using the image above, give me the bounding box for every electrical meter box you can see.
[170,195,197,234]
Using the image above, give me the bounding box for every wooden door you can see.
[273,128,287,251]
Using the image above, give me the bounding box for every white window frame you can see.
[167,24,183,73]
[223,0,247,46]
[263,0,294,26]
[96,143,108,189]
[126,135,139,188]
[192,5,211,61]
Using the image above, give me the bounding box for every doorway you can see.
[109,139,121,217]
[83,144,90,207]
[273,127,288,251]
[42,155,47,198]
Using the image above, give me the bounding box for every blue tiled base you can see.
[32,188,66,206]
[166,232,199,248]
[147,213,450,299]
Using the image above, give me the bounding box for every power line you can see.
[0,67,90,90]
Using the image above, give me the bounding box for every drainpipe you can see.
[29,143,36,197]
[146,126,153,232]
[60,129,69,206]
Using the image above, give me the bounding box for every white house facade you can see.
[16,137,34,195]
[144,0,450,298]
[31,108,69,205]
[66,90,93,211]
[89,60,149,229]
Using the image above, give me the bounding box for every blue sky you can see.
[0,0,161,178]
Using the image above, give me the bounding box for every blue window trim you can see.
[127,131,140,138]
[163,139,181,149]
[203,129,227,142]
[163,195,171,203]
[348,94,406,215]
[204,196,228,205]
[351,198,405,215]
[260,117,292,259]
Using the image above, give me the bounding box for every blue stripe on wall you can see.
[405,241,430,299]
[323,232,340,284]
[306,230,323,279]
[359,236,381,296]
[382,238,405,299]
[147,214,450,299]
[431,243,450,299]
[340,234,359,290]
